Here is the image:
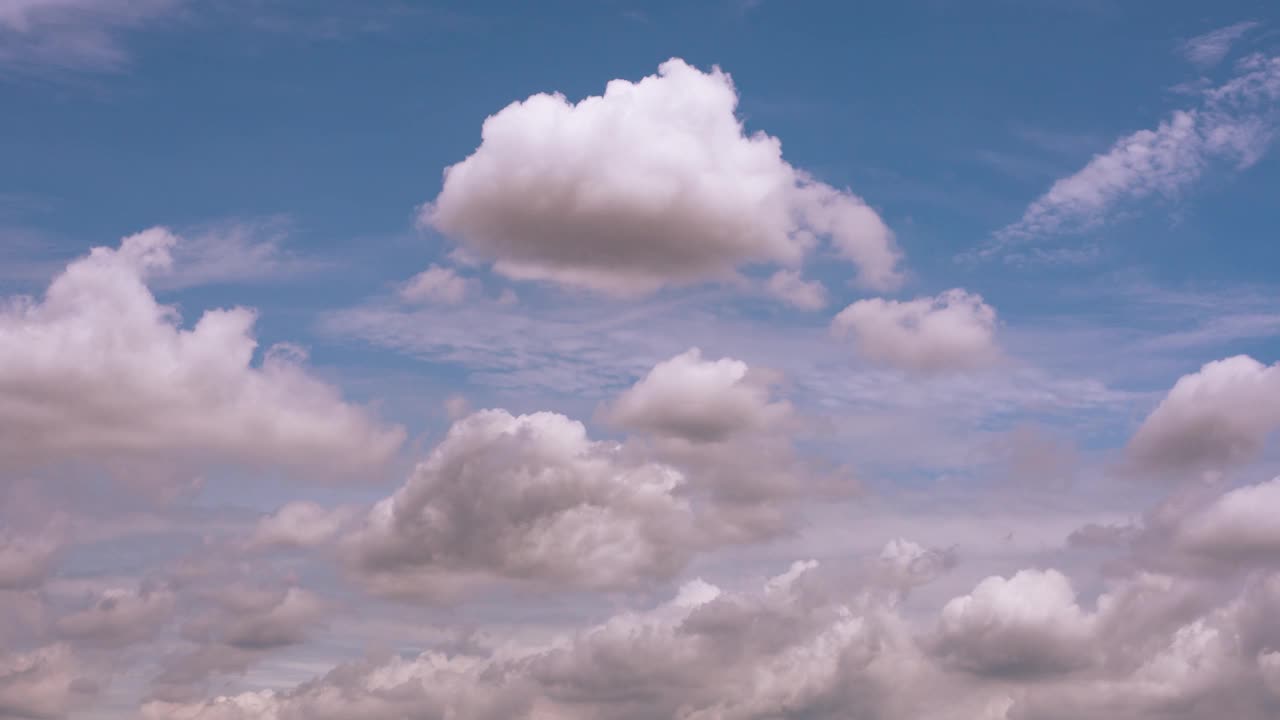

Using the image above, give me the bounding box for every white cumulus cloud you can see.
[422,58,902,296]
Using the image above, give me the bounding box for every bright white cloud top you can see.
[0,228,405,476]
[832,289,1000,373]
[423,58,902,296]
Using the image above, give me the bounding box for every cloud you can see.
[0,0,179,75]
[247,502,357,551]
[0,645,90,720]
[1125,355,1280,477]
[0,531,59,591]
[422,58,902,296]
[55,584,176,648]
[1181,21,1260,68]
[832,289,1001,373]
[345,409,698,599]
[765,269,828,310]
[603,348,791,444]
[156,219,324,289]
[151,584,327,700]
[932,569,1094,677]
[399,264,473,304]
[127,552,1280,720]
[140,560,928,720]
[0,227,405,479]
[604,349,813,538]
[1174,477,1280,559]
[989,52,1280,251]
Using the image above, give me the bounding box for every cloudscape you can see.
[3,1,1280,718]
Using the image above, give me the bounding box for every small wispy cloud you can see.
[980,50,1280,258]
[0,0,182,75]
[1180,20,1260,69]
[157,218,326,289]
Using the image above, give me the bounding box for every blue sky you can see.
[3,1,1280,718]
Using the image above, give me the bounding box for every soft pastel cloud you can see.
[423,58,902,296]
[1126,355,1280,477]
[0,228,405,479]
[832,289,1000,373]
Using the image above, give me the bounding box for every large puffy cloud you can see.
[932,569,1094,677]
[1126,355,1280,476]
[346,409,698,599]
[0,228,405,478]
[422,58,902,295]
[832,289,1000,373]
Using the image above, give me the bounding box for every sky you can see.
[2,0,1280,718]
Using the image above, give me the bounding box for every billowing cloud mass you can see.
[0,228,405,477]
[346,409,698,599]
[422,58,902,295]
[1126,355,1280,476]
[932,569,1094,677]
[605,349,809,538]
[832,289,1000,373]
[136,554,1280,720]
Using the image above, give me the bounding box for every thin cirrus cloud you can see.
[421,58,902,297]
[1180,20,1261,68]
[0,0,180,74]
[985,40,1279,256]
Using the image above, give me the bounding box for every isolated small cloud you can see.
[1126,355,1280,476]
[832,289,1000,373]
[423,58,902,296]
[605,348,791,443]
[400,264,472,304]
[0,0,179,74]
[1181,21,1260,68]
